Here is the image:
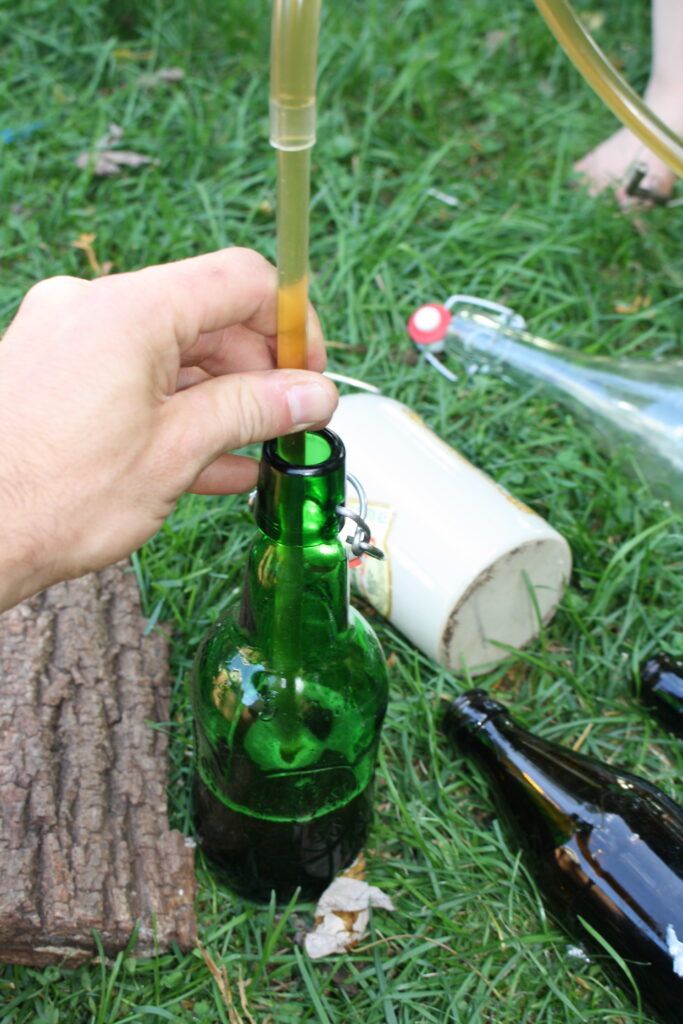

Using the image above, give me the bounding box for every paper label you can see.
[345,500,394,619]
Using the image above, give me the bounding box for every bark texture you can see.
[0,563,197,967]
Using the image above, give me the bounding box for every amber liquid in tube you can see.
[277,274,309,371]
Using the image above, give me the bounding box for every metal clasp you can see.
[337,473,385,561]
[444,294,527,330]
[412,295,526,383]
[624,162,670,206]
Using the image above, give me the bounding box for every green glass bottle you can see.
[191,429,388,902]
[444,689,683,1024]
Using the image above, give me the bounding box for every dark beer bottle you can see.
[639,653,683,738]
[191,429,388,902]
[443,689,683,1024]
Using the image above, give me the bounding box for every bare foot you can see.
[574,91,683,207]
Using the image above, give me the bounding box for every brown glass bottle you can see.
[640,653,683,738]
[443,689,683,1024]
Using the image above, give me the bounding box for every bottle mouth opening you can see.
[264,428,345,477]
[443,689,505,744]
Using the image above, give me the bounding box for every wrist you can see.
[0,467,52,615]
[0,548,41,615]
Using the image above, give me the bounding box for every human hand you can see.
[0,247,338,612]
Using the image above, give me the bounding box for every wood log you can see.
[0,563,197,967]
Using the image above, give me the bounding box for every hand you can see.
[0,247,338,612]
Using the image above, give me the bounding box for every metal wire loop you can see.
[337,473,385,561]
[445,293,527,330]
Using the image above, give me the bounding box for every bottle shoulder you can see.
[458,710,683,843]
[192,600,388,695]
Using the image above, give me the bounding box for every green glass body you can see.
[191,430,388,902]
[640,653,683,738]
[444,689,683,1024]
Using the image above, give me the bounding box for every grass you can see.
[2,0,683,1021]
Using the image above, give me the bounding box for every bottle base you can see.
[192,773,373,902]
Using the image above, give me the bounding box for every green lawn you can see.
[3,1,683,1021]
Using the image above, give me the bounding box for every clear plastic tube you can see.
[269,2,322,666]
[270,0,321,379]
[534,0,683,178]
[270,0,320,153]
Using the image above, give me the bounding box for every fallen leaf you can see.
[304,874,395,959]
[96,123,124,148]
[76,149,159,176]
[343,853,367,881]
[571,721,593,753]
[75,123,159,177]
[614,294,652,314]
[196,944,246,1024]
[579,10,605,33]
[485,29,511,54]
[71,232,114,277]
[137,67,185,88]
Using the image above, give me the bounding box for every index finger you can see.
[93,247,326,372]
[95,247,277,343]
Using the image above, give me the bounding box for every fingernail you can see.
[287,380,335,428]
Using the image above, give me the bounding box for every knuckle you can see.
[231,376,268,444]
[230,246,272,271]
[20,275,88,314]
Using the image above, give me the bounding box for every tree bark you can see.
[0,563,197,967]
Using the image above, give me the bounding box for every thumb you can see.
[164,368,339,478]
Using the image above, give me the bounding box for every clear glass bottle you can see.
[436,301,683,510]
[191,429,388,902]
[444,688,683,1023]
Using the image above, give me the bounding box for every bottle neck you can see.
[254,429,345,545]
[444,691,602,850]
[449,311,675,429]
[239,429,350,661]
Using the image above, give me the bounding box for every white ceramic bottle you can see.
[330,393,571,676]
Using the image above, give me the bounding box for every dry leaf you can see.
[614,294,652,315]
[485,29,511,54]
[304,874,395,959]
[579,10,606,33]
[343,852,367,880]
[96,123,124,148]
[76,149,158,176]
[71,232,114,277]
[197,944,247,1024]
[75,122,159,177]
[137,67,185,88]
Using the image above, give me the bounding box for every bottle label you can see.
[345,499,394,618]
